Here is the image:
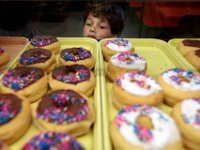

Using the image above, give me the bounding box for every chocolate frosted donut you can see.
[2,67,44,91]
[22,131,85,150]
[1,67,48,103]
[183,40,200,48]
[0,47,9,66]
[59,47,95,70]
[185,49,200,71]
[34,90,95,136]
[52,65,90,84]
[0,94,21,125]
[19,48,51,65]
[31,35,58,47]
[0,93,31,144]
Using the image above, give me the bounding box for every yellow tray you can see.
[0,36,29,79]
[168,38,200,72]
[99,38,193,150]
[8,37,103,150]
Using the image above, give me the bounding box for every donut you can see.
[157,68,200,106]
[112,71,163,109]
[0,93,31,144]
[172,98,200,150]
[176,39,200,56]
[107,51,147,82]
[18,48,56,73]
[0,67,48,103]
[0,48,9,67]
[110,104,183,150]
[22,131,85,150]
[48,65,95,97]
[185,49,200,71]
[102,38,134,61]
[58,47,95,70]
[30,35,61,54]
[33,90,95,137]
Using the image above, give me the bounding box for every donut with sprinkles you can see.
[0,47,9,67]
[157,68,200,106]
[112,71,163,109]
[102,38,134,61]
[110,104,182,150]
[0,93,31,144]
[59,47,95,70]
[0,67,48,103]
[30,35,61,54]
[33,90,95,137]
[172,98,200,150]
[107,51,147,82]
[48,64,95,96]
[18,48,56,73]
[22,131,85,150]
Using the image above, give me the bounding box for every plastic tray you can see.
[0,36,29,79]
[99,38,192,150]
[168,38,200,72]
[9,37,103,150]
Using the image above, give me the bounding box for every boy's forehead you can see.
[88,13,107,22]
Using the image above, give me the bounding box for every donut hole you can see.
[136,115,154,129]
[179,76,190,83]
[68,71,75,76]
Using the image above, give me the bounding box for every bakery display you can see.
[176,39,200,56]
[0,67,48,103]
[58,47,95,70]
[110,104,183,150]
[112,71,163,109]
[22,131,85,150]
[157,68,200,106]
[30,35,61,54]
[33,89,95,137]
[18,48,56,73]
[48,64,95,97]
[0,93,31,144]
[107,51,147,82]
[185,49,200,71]
[172,98,200,150]
[102,38,134,61]
[0,48,9,66]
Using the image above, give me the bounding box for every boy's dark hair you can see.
[83,2,125,36]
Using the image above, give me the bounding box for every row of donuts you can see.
[100,38,200,149]
[0,36,97,149]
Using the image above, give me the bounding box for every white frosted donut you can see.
[161,68,200,91]
[117,72,161,96]
[110,104,182,150]
[105,39,133,52]
[110,51,146,70]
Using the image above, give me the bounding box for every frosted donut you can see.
[110,104,183,150]
[172,98,200,149]
[0,94,31,144]
[176,39,200,56]
[22,131,85,150]
[157,68,200,106]
[33,90,95,137]
[0,67,48,103]
[107,51,147,82]
[185,49,200,71]
[18,48,56,73]
[112,72,163,109]
[30,35,61,54]
[102,38,134,61]
[58,47,95,70]
[48,65,95,97]
[0,48,9,66]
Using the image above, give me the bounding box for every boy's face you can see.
[83,13,113,40]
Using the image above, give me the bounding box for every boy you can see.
[83,2,124,40]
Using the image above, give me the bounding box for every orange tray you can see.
[0,36,29,78]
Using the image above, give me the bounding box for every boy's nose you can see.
[89,26,96,33]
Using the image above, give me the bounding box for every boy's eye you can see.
[100,26,106,29]
[86,22,92,26]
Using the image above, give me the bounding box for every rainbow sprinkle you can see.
[106,38,129,47]
[2,67,44,91]
[22,131,85,150]
[31,35,57,47]
[37,90,89,124]
[61,48,91,62]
